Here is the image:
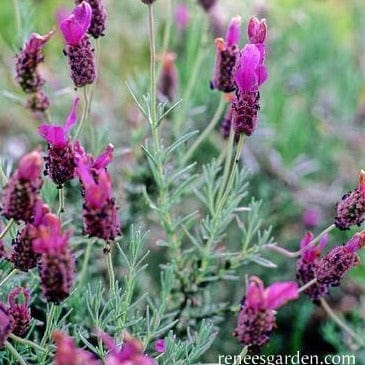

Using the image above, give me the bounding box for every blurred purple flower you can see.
[303,207,320,228]
[154,338,165,353]
[175,3,190,31]
[7,287,31,337]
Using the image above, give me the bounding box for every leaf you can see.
[164,130,199,159]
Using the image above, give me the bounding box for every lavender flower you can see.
[175,4,190,31]
[100,332,156,365]
[0,303,13,348]
[335,170,365,230]
[1,150,43,222]
[52,330,101,365]
[60,2,96,88]
[158,52,178,102]
[75,143,120,242]
[75,0,107,38]
[154,339,165,353]
[15,30,54,94]
[25,90,51,113]
[7,287,31,337]
[234,276,298,347]
[33,213,75,303]
[231,17,267,136]
[316,231,365,287]
[10,200,49,271]
[296,232,329,302]
[210,16,241,93]
[39,97,80,187]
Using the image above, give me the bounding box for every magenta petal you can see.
[235,44,260,92]
[225,16,241,48]
[245,277,265,310]
[64,97,80,133]
[300,232,314,250]
[39,125,67,148]
[93,144,114,170]
[265,282,299,310]
[256,64,268,87]
[73,1,92,35]
[247,16,267,44]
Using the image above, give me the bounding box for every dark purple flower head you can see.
[335,170,365,230]
[60,1,92,46]
[100,332,156,365]
[210,16,241,92]
[53,330,101,365]
[7,287,31,337]
[0,302,14,348]
[296,232,329,302]
[1,150,43,222]
[197,0,218,12]
[75,0,107,39]
[316,231,365,287]
[10,200,49,271]
[33,213,75,303]
[247,16,267,44]
[234,276,298,347]
[15,30,54,94]
[39,97,79,149]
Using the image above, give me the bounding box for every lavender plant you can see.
[0,0,365,364]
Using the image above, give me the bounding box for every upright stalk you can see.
[57,187,65,216]
[40,304,56,348]
[0,218,14,239]
[73,87,90,140]
[320,297,365,347]
[12,0,21,37]
[105,244,115,292]
[0,268,17,288]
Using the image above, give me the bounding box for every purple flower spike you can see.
[0,302,14,348]
[60,1,92,46]
[225,16,241,48]
[234,276,298,347]
[7,287,31,337]
[247,16,267,44]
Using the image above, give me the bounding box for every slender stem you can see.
[0,268,17,288]
[78,239,93,287]
[12,0,21,37]
[148,4,157,128]
[4,340,27,365]
[183,95,226,163]
[9,334,46,352]
[216,126,235,205]
[264,223,336,258]
[73,87,89,140]
[216,134,244,212]
[57,187,65,217]
[0,218,15,239]
[233,346,249,365]
[105,247,115,293]
[298,278,317,293]
[320,297,365,347]
[0,157,8,186]
[40,304,56,348]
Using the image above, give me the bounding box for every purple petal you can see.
[93,144,114,170]
[265,282,299,310]
[247,16,267,44]
[64,97,80,133]
[235,44,260,92]
[39,124,67,148]
[256,64,268,87]
[245,276,265,310]
[59,2,92,45]
[225,16,241,48]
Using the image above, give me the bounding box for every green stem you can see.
[183,95,226,163]
[0,268,17,287]
[73,87,89,140]
[9,334,46,352]
[105,246,115,293]
[216,134,244,212]
[216,126,235,205]
[298,278,317,293]
[78,239,93,287]
[40,304,56,348]
[57,187,65,217]
[4,340,27,365]
[0,218,14,239]
[12,0,21,37]
[233,346,249,365]
[320,297,365,347]
[0,156,8,186]
[148,4,157,128]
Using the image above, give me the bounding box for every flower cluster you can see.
[15,30,53,113]
[0,287,32,347]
